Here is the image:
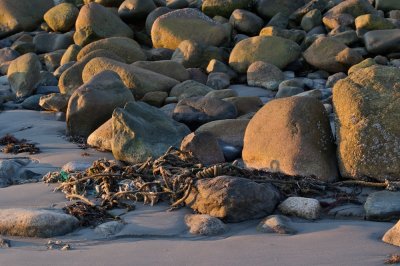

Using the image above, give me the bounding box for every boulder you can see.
[202,0,252,18]
[77,37,146,64]
[82,57,179,98]
[111,101,190,163]
[247,61,284,90]
[255,0,306,19]
[39,93,68,112]
[0,48,19,65]
[223,96,263,116]
[118,0,156,21]
[33,32,73,54]
[173,96,238,129]
[363,29,400,54]
[151,8,229,50]
[364,191,400,221]
[278,197,321,220]
[229,9,264,36]
[229,36,301,73]
[61,44,81,66]
[206,72,230,90]
[0,208,78,237]
[382,219,400,247]
[257,215,296,234]
[355,14,395,31]
[242,97,338,182]
[185,176,280,223]
[83,0,124,6]
[332,66,400,181]
[376,0,400,12]
[44,3,79,32]
[301,9,322,32]
[259,27,306,44]
[87,118,113,151]
[170,80,213,100]
[145,7,172,35]
[132,60,189,81]
[67,70,134,137]
[0,0,54,38]
[185,214,227,236]
[74,3,134,46]
[141,91,168,107]
[7,53,41,98]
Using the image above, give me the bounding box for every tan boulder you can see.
[242,97,338,182]
[87,118,113,151]
[44,3,79,32]
[132,60,189,82]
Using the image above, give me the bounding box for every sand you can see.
[0,110,398,266]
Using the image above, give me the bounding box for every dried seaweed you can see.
[64,135,89,150]
[385,254,400,264]
[0,134,40,154]
[63,202,116,227]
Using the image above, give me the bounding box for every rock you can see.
[301,9,322,32]
[0,208,78,237]
[347,58,376,75]
[141,91,168,107]
[185,176,280,222]
[95,221,124,237]
[376,0,400,12]
[185,214,227,236]
[242,97,338,182]
[171,40,226,69]
[74,3,134,46]
[363,29,400,54]
[355,14,395,31]
[0,160,20,188]
[118,0,156,21]
[259,27,306,44]
[229,9,264,36]
[0,48,19,65]
[382,219,400,246]
[229,36,301,73]
[151,8,229,50]
[173,96,238,130]
[275,86,304,98]
[111,101,190,163]
[229,84,276,98]
[0,0,54,38]
[87,118,113,151]
[43,51,64,72]
[206,72,230,90]
[39,93,68,112]
[206,59,237,79]
[364,191,400,221]
[170,80,213,101]
[333,65,400,181]
[7,53,41,98]
[223,96,263,116]
[335,48,364,68]
[303,37,349,73]
[77,37,146,64]
[83,0,124,6]
[62,161,92,173]
[33,32,73,54]
[67,70,134,137]
[255,0,306,19]
[145,7,172,35]
[257,215,296,234]
[132,60,189,81]
[166,0,188,9]
[180,132,225,165]
[205,89,238,99]
[44,3,79,32]
[327,204,365,220]
[278,197,321,220]
[247,61,284,90]
[326,72,347,88]
[82,57,179,98]
[202,0,252,18]
[21,95,42,110]
[61,44,81,66]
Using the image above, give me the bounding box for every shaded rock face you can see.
[67,70,134,137]
[7,53,41,98]
[242,97,338,182]
[202,0,253,18]
[0,0,54,38]
[111,101,190,163]
[44,3,79,33]
[229,36,301,73]
[363,29,400,54]
[74,3,134,46]
[185,176,281,223]
[255,0,307,19]
[151,8,229,50]
[364,191,400,221]
[0,208,78,238]
[333,66,400,181]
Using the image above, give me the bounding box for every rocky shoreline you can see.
[0,0,400,263]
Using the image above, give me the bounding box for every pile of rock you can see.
[0,0,399,240]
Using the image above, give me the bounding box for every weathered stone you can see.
[33,32,73,54]
[170,80,213,100]
[82,57,179,98]
[74,3,134,46]
[185,214,227,236]
[243,97,338,182]
[141,91,168,107]
[185,176,280,222]
[363,29,400,54]
[206,72,230,90]
[145,7,172,35]
[202,0,252,18]
[275,86,304,98]
[87,118,113,151]
[205,89,238,99]
[60,44,81,66]
[301,9,322,32]
[247,61,284,90]
[257,215,296,234]
[229,9,264,36]
[112,101,190,163]
[0,48,19,65]
[229,36,301,73]
[44,3,79,32]
[0,208,78,237]
[333,66,400,181]
[364,191,400,221]
[347,58,376,75]
[67,70,134,137]
[376,0,400,12]
[118,0,156,21]
[278,197,321,220]
[39,93,68,112]
[132,60,189,82]
[382,219,400,247]
[7,53,41,98]
[259,27,306,44]
[95,221,124,237]
[223,96,262,116]
[255,0,306,19]
[355,14,395,31]
[151,8,229,50]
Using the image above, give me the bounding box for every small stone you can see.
[95,221,124,237]
[257,215,296,234]
[185,214,227,236]
[382,219,400,247]
[365,191,400,221]
[61,161,92,173]
[278,197,321,220]
[247,61,284,90]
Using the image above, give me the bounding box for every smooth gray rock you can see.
[185,214,227,236]
[365,191,400,221]
[257,215,297,234]
[278,197,321,220]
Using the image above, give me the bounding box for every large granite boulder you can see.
[242,97,338,182]
[0,0,53,38]
[151,8,229,50]
[0,208,78,237]
[67,70,134,137]
[185,175,281,223]
[229,36,301,73]
[7,53,41,98]
[111,101,190,163]
[74,3,134,46]
[44,3,79,32]
[82,57,179,98]
[333,65,400,181]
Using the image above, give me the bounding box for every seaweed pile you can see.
[0,134,40,154]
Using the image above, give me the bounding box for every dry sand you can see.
[0,110,398,266]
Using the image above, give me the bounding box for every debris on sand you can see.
[0,134,40,154]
